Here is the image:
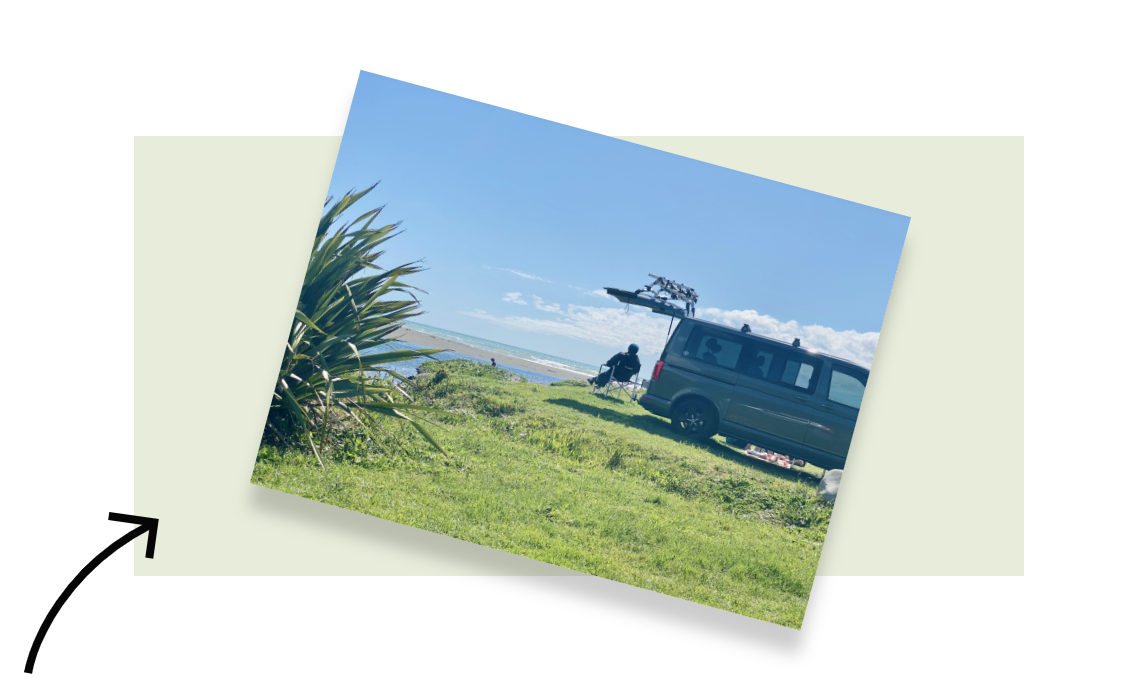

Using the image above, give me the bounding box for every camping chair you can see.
[592,364,642,402]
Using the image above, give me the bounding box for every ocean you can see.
[403,322,599,377]
[357,322,597,384]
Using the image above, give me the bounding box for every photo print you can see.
[253,71,909,629]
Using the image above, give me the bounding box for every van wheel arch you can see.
[669,395,720,441]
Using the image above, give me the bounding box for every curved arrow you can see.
[24,512,159,674]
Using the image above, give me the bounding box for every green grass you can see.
[252,359,833,628]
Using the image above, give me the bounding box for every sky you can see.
[325,71,910,369]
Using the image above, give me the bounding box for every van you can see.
[638,318,870,470]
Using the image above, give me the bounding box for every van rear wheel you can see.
[671,399,718,441]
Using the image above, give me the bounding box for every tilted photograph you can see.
[252,71,909,629]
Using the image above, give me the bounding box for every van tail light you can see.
[651,360,665,381]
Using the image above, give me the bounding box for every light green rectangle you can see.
[135,136,1022,576]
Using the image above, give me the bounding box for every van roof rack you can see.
[603,274,698,318]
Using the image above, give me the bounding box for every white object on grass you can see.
[818,469,843,502]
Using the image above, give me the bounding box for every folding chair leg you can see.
[594,367,643,402]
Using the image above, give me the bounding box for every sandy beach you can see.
[392,327,590,381]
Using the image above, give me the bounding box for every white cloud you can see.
[469,301,879,368]
[502,292,527,305]
[484,266,551,282]
[699,307,877,367]
[461,304,672,357]
[531,295,562,313]
[505,268,549,282]
[568,285,618,302]
[590,289,618,302]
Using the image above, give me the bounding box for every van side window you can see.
[747,349,775,379]
[683,327,744,370]
[740,342,822,393]
[781,360,816,390]
[828,368,867,409]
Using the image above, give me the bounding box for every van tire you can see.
[670,398,719,441]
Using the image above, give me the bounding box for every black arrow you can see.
[24,512,159,674]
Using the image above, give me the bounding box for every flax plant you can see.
[266,184,445,463]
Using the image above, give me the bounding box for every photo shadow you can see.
[513,574,809,652]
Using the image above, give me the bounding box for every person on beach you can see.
[589,344,641,387]
[491,358,497,367]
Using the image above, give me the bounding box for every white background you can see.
[1,1,1132,691]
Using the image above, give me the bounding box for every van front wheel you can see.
[670,399,718,441]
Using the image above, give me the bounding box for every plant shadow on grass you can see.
[546,397,823,483]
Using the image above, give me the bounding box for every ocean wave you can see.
[524,357,596,377]
[405,321,597,375]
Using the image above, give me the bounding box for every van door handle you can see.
[793,395,810,403]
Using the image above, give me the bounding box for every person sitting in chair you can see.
[589,343,641,388]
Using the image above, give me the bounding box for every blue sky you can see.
[326,71,909,368]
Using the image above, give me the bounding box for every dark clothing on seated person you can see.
[595,351,641,387]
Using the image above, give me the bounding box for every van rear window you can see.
[683,327,744,370]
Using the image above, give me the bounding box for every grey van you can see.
[638,318,869,470]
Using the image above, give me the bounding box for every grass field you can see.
[252,360,834,628]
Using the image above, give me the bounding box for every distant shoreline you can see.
[393,327,591,381]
